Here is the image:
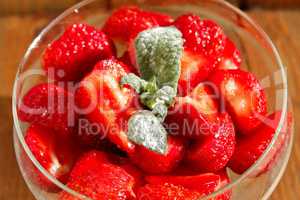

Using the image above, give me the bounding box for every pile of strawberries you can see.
[17,6,292,200]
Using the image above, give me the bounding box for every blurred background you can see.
[0,0,299,200]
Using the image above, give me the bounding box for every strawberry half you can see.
[43,24,115,81]
[228,111,293,174]
[75,59,138,152]
[129,136,185,174]
[103,6,173,43]
[209,69,267,134]
[136,183,201,200]
[165,83,219,138]
[59,151,135,200]
[216,38,242,70]
[186,113,236,172]
[18,83,77,134]
[146,172,231,200]
[24,124,76,191]
[146,173,220,195]
[174,14,226,95]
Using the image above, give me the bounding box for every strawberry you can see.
[186,113,236,172]
[178,50,215,95]
[129,136,185,174]
[103,7,173,43]
[216,38,242,70]
[146,172,231,200]
[165,84,219,138]
[174,14,226,95]
[136,183,201,200]
[228,111,293,174]
[24,124,76,191]
[119,51,138,74]
[146,173,220,195]
[59,151,135,200]
[75,59,138,152]
[43,24,115,81]
[209,69,267,134]
[18,83,76,134]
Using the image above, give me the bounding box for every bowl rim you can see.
[12,0,289,199]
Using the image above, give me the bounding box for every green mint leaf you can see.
[135,26,183,89]
[127,110,168,154]
[152,103,168,122]
[121,73,147,94]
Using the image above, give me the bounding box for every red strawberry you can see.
[59,151,135,200]
[166,83,219,138]
[43,24,115,81]
[146,173,220,195]
[186,113,236,172]
[110,155,144,191]
[24,124,76,191]
[209,69,267,134]
[178,50,215,95]
[129,136,185,174]
[216,38,242,70]
[119,51,137,74]
[75,59,138,152]
[228,111,293,174]
[174,14,226,95]
[136,183,201,200]
[146,172,231,200]
[18,83,76,134]
[103,7,173,43]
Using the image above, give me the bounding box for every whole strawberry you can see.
[174,14,226,95]
[43,24,115,81]
[59,151,135,200]
[137,183,201,200]
[186,113,236,172]
[228,111,293,174]
[129,136,185,174]
[18,83,76,134]
[24,124,76,191]
[209,69,267,134]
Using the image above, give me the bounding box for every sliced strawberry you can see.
[136,183,201,200]
[165,83,219,138]
[24,124,76,191]
[209,69,267,134]
[59,151,135,200]
[146,173,220,195]
[43,24,115,81]
[178,50,215,95]
[186,113,236,172]
[103,7,172,43]
[174,14,226,95]
[146,172,231,200]
[75,59,138,153]
[129,136,185,174]
[228,111,293,174]
[18,83,76,134]
[216,38,242,70]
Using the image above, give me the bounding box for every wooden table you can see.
[0,9,299,200]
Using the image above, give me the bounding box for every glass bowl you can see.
[12,0,294,199]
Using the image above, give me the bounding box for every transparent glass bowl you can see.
[12,0,293,199]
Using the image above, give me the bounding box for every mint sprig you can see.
[121,27,183,154]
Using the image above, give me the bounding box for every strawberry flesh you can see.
[24,124,76,191]
[209,69,267,134]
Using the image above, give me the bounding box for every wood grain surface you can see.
[0,9,299,200]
